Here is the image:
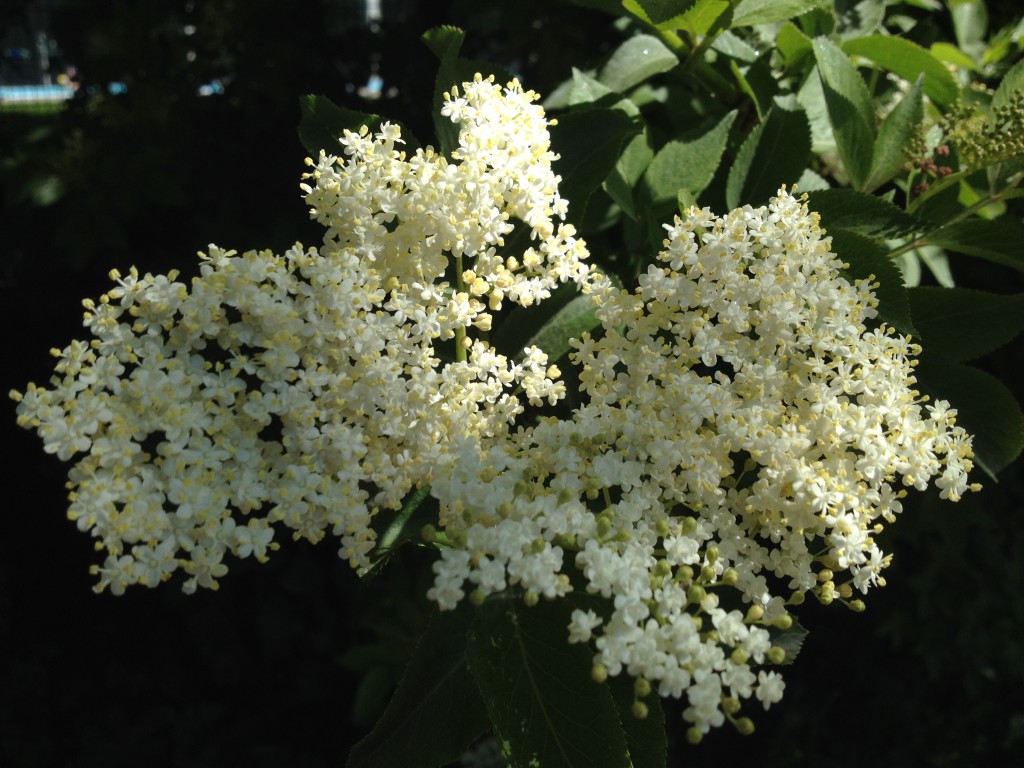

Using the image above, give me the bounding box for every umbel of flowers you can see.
[12,76,978,739]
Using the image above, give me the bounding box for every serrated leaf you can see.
[864,75,924,192]
[599,34,679,93]
[644,110,737,205]
[914,362,1024,478]
[297,94,381,156]
[813,37,876,189]
[767,619,809,665]
[422,27,513,156]
[726,102,810,208]
[828,229,915,334]
[806,188,923,239]
[676,0,733,37]
[908,287,1024,363]
[607,675,667,768]
[604,131,655,218]
[843,35,959,107]
[993,57,1024,112]
[928,41,980,72]
[551,109,640,226]
[467,596,631,768]
[347,604,489,768]
[834,0,886,39]
[636,0,698,25]
[777,22,814,67]
[732,0,828,27]
[925,218,1024,272]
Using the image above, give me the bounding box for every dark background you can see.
[3,1,1024,766]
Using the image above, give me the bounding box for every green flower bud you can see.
[634,677,652,698]
[631,701,649,720]
[591,663,609,684]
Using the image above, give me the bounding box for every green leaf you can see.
[607,675,667,768]
[521,291,603,364]
[363,485,433,575]
[828,229,915,334]
[731,0,828,27]
[928,41,980,72]
[422,26,513,156]
[297,94,380,157]
[776,22,813,67]
[864,75,924,192]
[993,57,1024,112]
[806,188,923,240]
[908,287,1024,363]
[636,0,698,25]
[925,218,1024,272]
[675,0,733,37]
[729,58,779,119]
[813,37,876,189]
[950,0,988,55]
[725,102,810,208]
[643,110,737,205]
[551,109,641,226]
[599,34,679,93]
[492,273,622,363]
[914,361,1024,478]
[467,596,631,768]
[806,188,921,239]
[767,618,809,665]
[843,35,959,107]
[347,604,490,768]
[604,130,655,218]
[834,0,886,39]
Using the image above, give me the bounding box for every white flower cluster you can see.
[12,76,583,595]
[13,76,977,739]
[428,189,979,738]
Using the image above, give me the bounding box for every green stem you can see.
[644,21,740,104]
[890,179,1023,260]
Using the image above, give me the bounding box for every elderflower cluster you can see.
[12,76,584,595]
[428,188,978,738]
[13,76,978,739]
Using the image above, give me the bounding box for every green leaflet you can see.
[806,188,923,239]
[607,674,667,768]
[726,102,811,208]
[599,34,679,93]
[422,26,513,156]
[346,604,489,768]
[467,595,631,768]
[604,130,655,218]
[643,110,737,206]
[828,229,916,335]
[490,271,623,365]
[926,218,1024,272]
[843,35,959,107]
[908,287,1024,364]
[297,95,381,157]
[813,37,876,190]
[767,619,809,666]
[731,0,829,28]
[914,361,1024,478]
[865,75,924,192]
[634,0,698,25]
[551,108,641,226]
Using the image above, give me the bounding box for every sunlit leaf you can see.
[843,35,959,106]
